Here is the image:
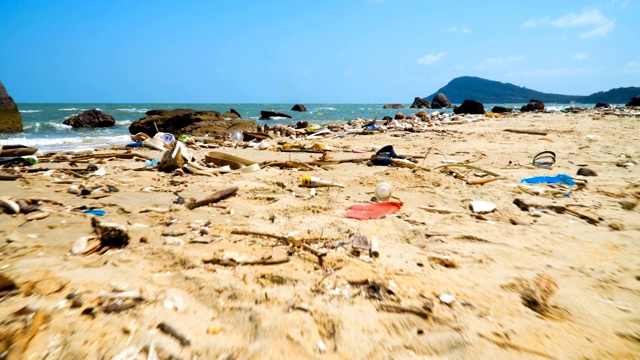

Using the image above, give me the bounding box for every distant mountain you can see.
[425,76,640,104]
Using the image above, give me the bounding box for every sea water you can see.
[0,102,593,152]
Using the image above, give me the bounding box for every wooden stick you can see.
[419,206,460,214]
[377,303,431,319]
[0,173,21,181]
[467,177,499,185]
[157,322,190,346]
[504,129,548,136]
[203,255,290,266]
[187,186,238,210]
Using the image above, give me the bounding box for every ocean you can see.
[1,103,593,152]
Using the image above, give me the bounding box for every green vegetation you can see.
[425,76,640,104]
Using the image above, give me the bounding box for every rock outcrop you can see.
[129,109,257,137]
[410,97,431,109]
[291,104,307,112]
[626,96,640,107]
[431,93,451,109]
[595,102,611,108]
[63,109,116,128]
[520,99,545,112]
[383,104,405,109]
[260,110,292,120]
[453,100,485,115]
[0,80,23,133]
[491,106,513,113]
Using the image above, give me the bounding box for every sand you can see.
[1,111,639,359]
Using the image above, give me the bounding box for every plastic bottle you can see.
[374,182,392,201]
[300,175,344,188]
[231,131,244,146]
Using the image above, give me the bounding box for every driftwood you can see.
[504,129,548,136]
[0,173,21,181]
[230,229,328,260]
[186,186,238,210]
[467,177,499,185]
[203,255,290,266]
[157,322,191,347]
[377,302,431,319]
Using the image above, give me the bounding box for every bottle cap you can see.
[375,182,392,201]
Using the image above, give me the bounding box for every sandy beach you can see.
[1,111,639,359]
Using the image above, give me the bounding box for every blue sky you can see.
[1,0,638,103]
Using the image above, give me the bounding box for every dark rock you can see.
[453,100,485,114]
[129,109,257,137]
[260,110,292,120]
[296,121,308,129]
[0,80,23,133]
[577,167,597,177]
[229,108,241,118]
[520,99,545,112]
[382,116,393,121]
[410,97,431,109]
[491,106,513,113]
[383,104,405,109]
[63,109,115,128]
[291,104,307,112]
[394,112,406,119]
[626,95,640,107]
[431,93,451,109]
[223,109,241,119]
[594,102,611,108]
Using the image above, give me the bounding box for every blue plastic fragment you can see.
[520,174,575,186]
[126,142,142,147]
[84,209,106,216]
[145,158,160,167]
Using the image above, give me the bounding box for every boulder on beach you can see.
[626,96,640,107]
[491,106,513,113]
[63,109,116,128]
[260,110,292,120]
[129,109,257,137]
[394,112,406,119]
[291,104,307,112]
[431,93,451,109]
[410,97,431,109]
[520,99,545,112]
[0,80,23,133]
[383,104,405,109]
[595,102,611,108]
[454,100,485,115]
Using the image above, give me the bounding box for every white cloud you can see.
[573,53,589,60]
[445,26,471,33]
[580,20,615,38]
[522,9,615,38]
[417,52,446,65]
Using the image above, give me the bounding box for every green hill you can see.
[425,76,640,104]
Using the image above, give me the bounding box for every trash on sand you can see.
[370,236,380,258]
[84,209,106,216]
[300,175,344,188]
[344,202,403,220]
[157,322,191,346]
[419,206,460,214]
[439,293,456,305]
[470,201,496,214]
[204,151,259,171]
[520,174,575,186]
[371,145,404,166]
[92,217,130,249]
[374,182,392,201]
[532,151,556,168]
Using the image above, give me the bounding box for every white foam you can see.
[115,108,148,113]
[19,110,42,113]
[116,120,132,125]
[58,108,86,111]
[0,134,131,150]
